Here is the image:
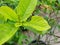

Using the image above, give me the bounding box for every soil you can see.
[29,40,47,45]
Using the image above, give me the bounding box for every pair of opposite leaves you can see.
[0,0,50,45]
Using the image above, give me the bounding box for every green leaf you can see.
[0,6,18,22]
[23,16,51,32]
[15,0,37,22]
[18,33,27,45]
[48,0,56,3]
[0,21,18,45]
[0,14,5,23]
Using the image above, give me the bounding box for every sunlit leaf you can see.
[23,16,51,32]
[15,0,37,22]
[0,21,18,45]
[0,6,18,22]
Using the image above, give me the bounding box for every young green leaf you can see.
[0,22,18,45]
[15,0,37,22]
[0,6,18,22]
[23,16,51,32]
